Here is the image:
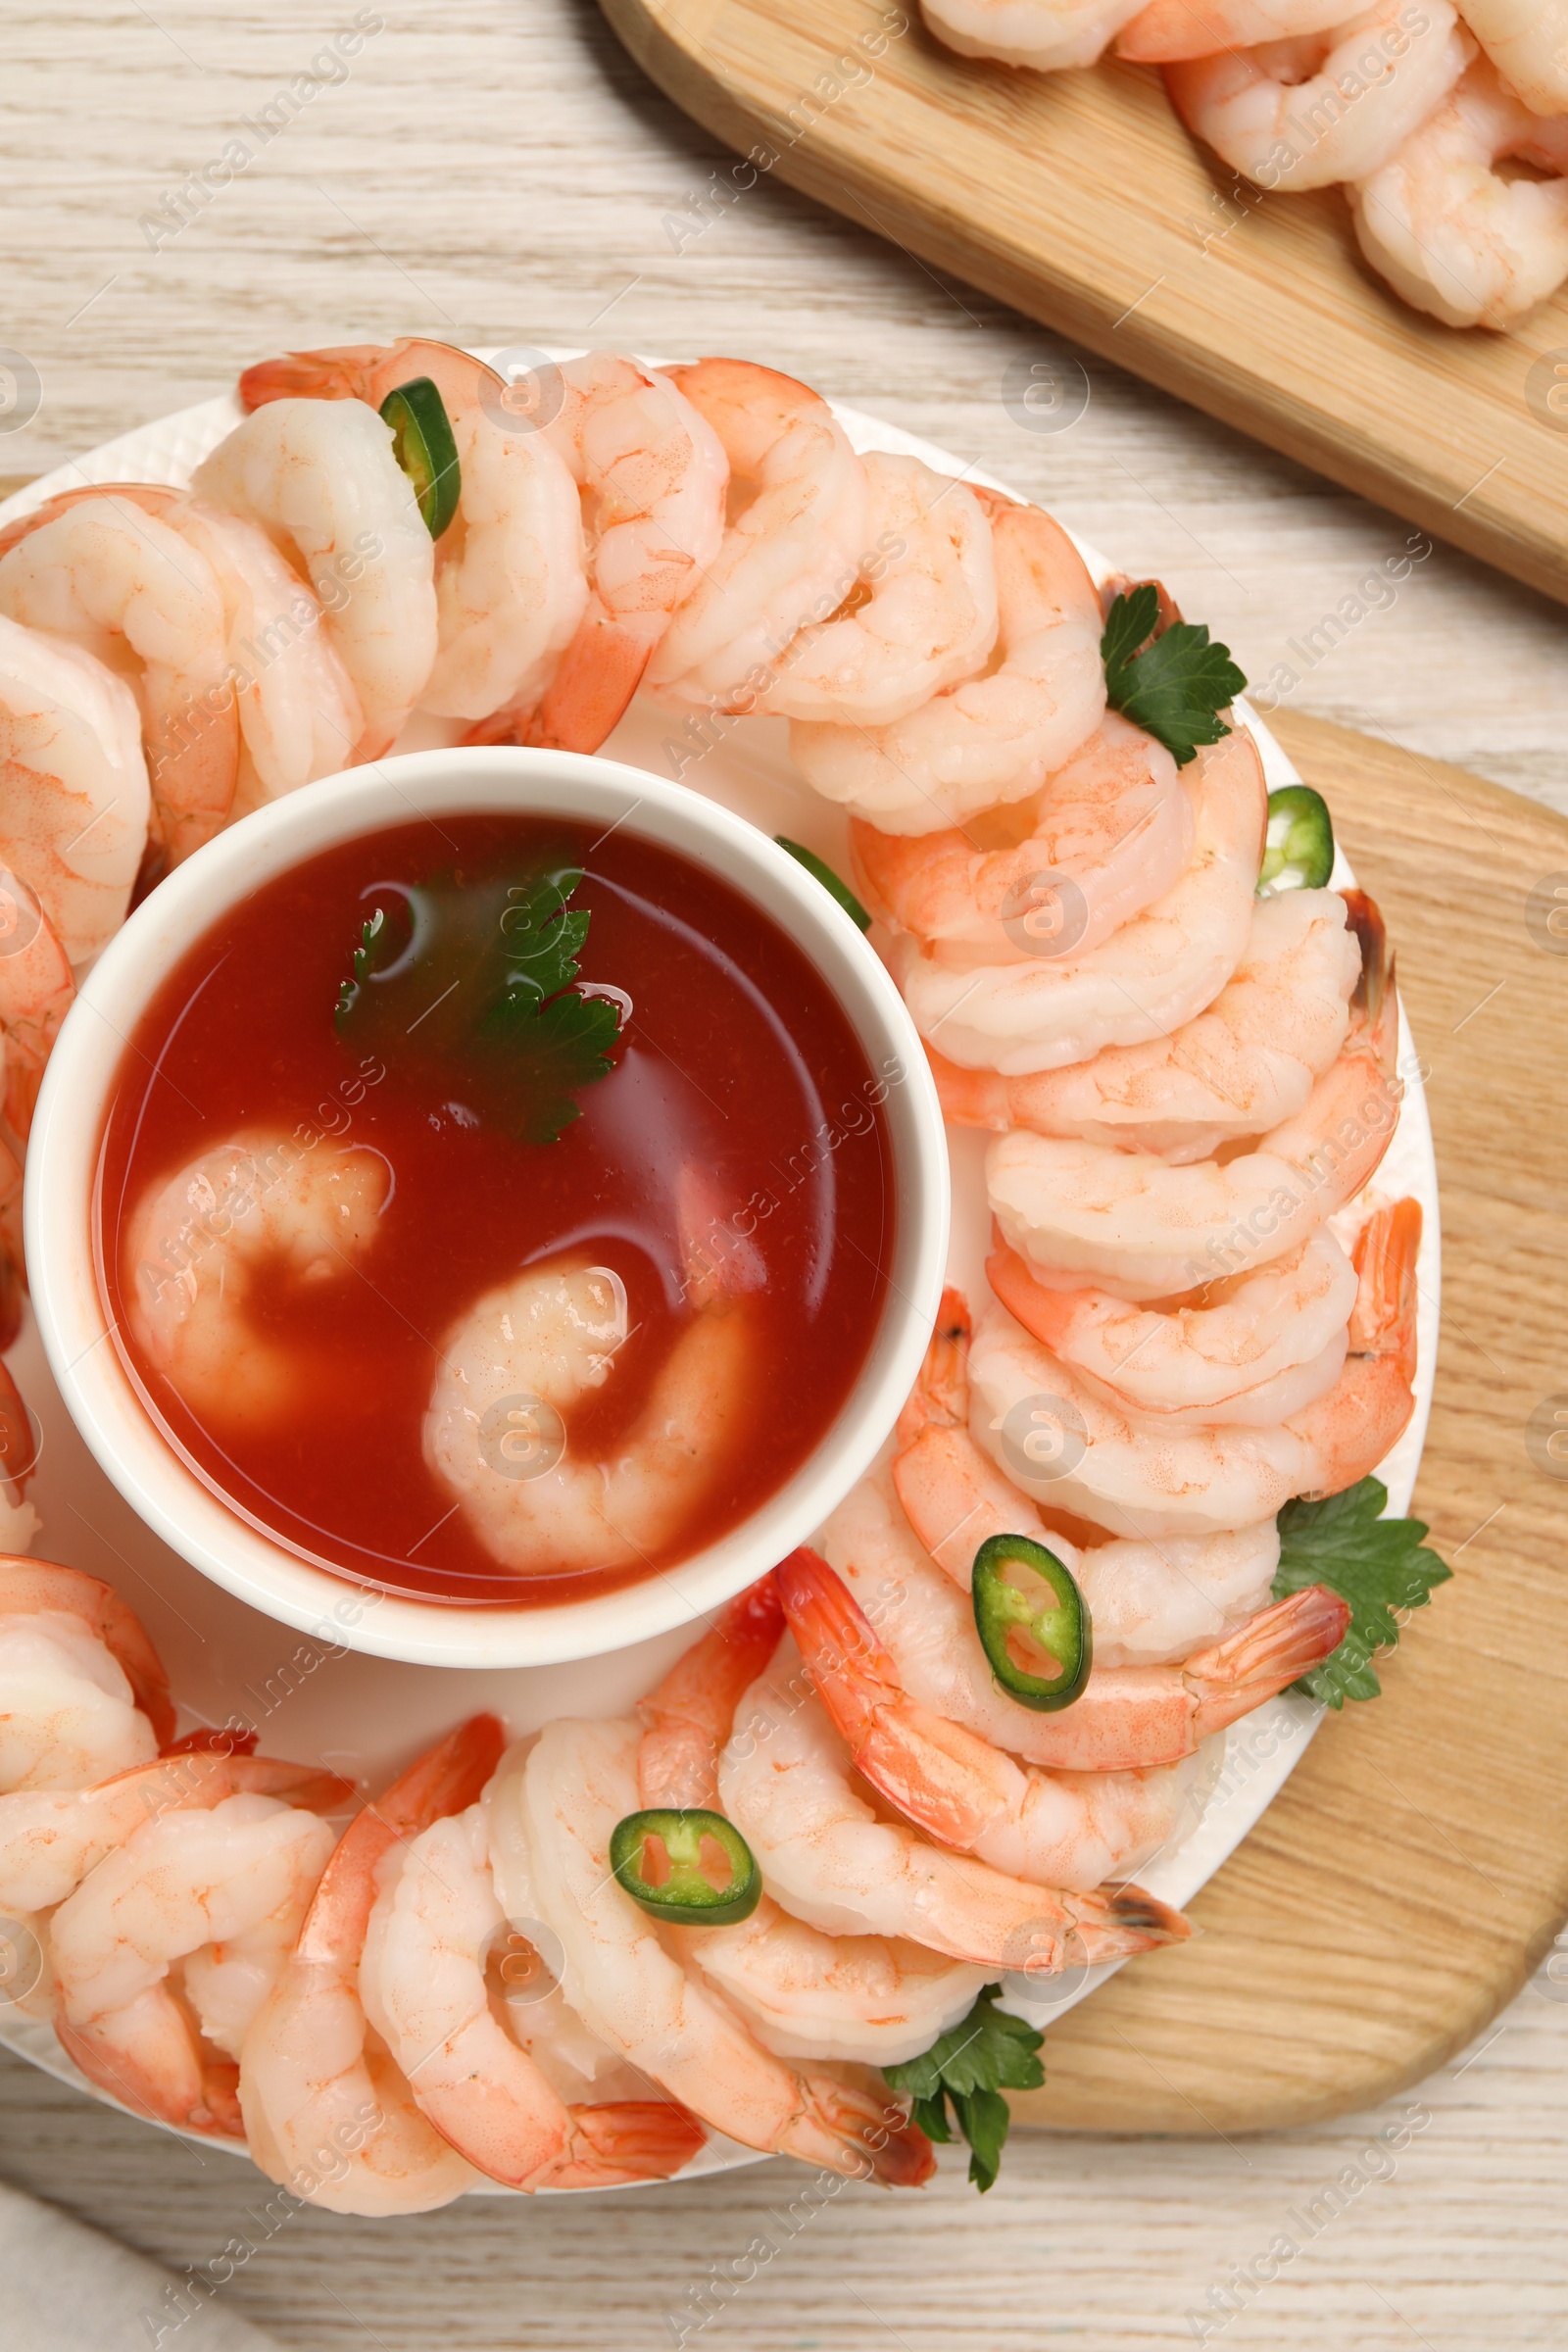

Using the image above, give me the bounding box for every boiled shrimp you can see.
[0,1558,172,1758]
[746,452,998,726]
[781,1547,1217,1887]
[361,1801,706,2190]
[790,490,1106,835]
[894,718,1265,1073]
[0,612,150,961]
[636,1576,988,2065]
[1350,59,1568,327]
[647,358,870,712]
[853,712,1193,965]
[192,398,437,759]
[50,1792,335,2136]
[124,1133,390,1428]
[923,0,1149,72]
[515,1712,935,2181]
[240,341,591,734]
[1452,0,1568,117]
[239,1715,503,2214]
[0,495,224,870]
[1166,0,1474,191]
[717,1648,1191,1964]
[988,1227,1361,1426]
[985,922,1397,1295]
[968,1200,1422,1537]
[424,1233,755,1578]
[928,885,1361,1160]
[1118,0,1367,62]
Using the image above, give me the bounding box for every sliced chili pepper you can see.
[609,1807,762,1926]
[1257,784,1334,896]
[775,837,871,932]
[971,1535,1092,1712]
[379,375,462,539]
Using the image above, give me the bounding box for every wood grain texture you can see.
[1015,709,1568,2132]
[599,0,1568,608]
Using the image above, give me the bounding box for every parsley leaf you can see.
[334,861,623,1145]
[1101,584,1248,767]
[1271,1475,1451,1708]
[882,1987,1044,2192]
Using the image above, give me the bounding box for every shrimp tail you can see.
[1071,1881,1193,1957]
[55,2001,244,2138]
[790,2073,937,2186]
[0,1555,175,1744]
[638,1569,785,1808]
[546,2100,708,2188]
[896,1286,972,1448]
[239,346,382,408]
[923,1045,1011,1132]
[524,604,653,754]
[1186,1586,1350,1737]
[986,1240,1075,1349]
[1348,1197,1422,1383]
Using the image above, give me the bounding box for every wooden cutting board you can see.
[1012,709,1568,2134]
[599,0,1568,609]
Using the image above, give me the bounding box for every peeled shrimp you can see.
[424,1240,755,1578]
[240,341,591,734]
[0,612,150,962]
[781,1548,1216,1887]
[895,719,1265,1074]
[51,1792,335,2136]
[636,1576,988,2066]
[1118,0,1366,63]
[647,358,870,712]
[923,0,1149,72]
[1453,0,1568,117]
[124,1133,389,1428]
[239,1716,503,2214]
[0,1613,158,1794]
[854,712,1193,966]
[0,866,74,1140]
[0,1558,172,1759]
[515,1712,935,2182]
[1165,0,1474,192]
[989,1229,1360,1426]
[986,933,1397,1295]
[747,452,998,726]
[192,398,437,759]
[718,1649,1190,1964]
[790,492,1106,835]
[0,1750,345,1925]
[361,1802,706,2190]
[1350,59,1568,327]
[969,1200,1421,1537]
[0,495,228,869]
[929,885,1361,1160]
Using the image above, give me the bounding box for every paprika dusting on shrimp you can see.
[98,809,896,1602]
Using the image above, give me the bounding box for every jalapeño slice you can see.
[379,375,462,539]
[1257,784,1334,896]
[972,1535,1091,1712]
[609,1807,762,1927]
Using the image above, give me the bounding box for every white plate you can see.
[0,374,1440,2182]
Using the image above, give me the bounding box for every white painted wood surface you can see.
[1,4,1565,2345]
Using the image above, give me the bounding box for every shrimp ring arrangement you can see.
[0,342,1449,2202]
[921,0,1568,328]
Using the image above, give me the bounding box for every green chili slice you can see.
[775,837,871,932]
[379,375,461,539]
[1257,784,1334,896]
[609,1807,762,1927]
[972,1535,1092,1711]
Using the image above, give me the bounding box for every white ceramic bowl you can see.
[25,746,950,1670]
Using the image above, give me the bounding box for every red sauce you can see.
[96,813,897,1604]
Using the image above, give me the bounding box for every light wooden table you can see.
[2,5,1566,2346]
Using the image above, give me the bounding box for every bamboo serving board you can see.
[600,0,1568,608]
[1012,709,1568,2134]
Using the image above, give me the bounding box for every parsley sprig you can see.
[882,1988,1044,2192]
[335,861,623,1145]
[1271,1475,1451,1708]
[1102,584,1247,767]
